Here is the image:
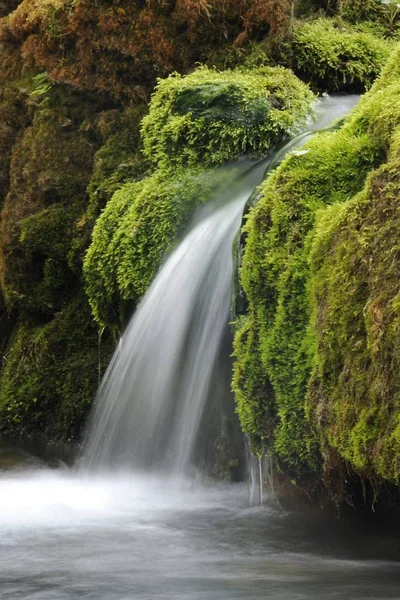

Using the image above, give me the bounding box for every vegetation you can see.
[291,18,392,92]
[84,168,233,327]
[307,96,400,488]
[0,295,114,441]
[1,0,400,509]
[233,44,400,496]
[1,0,296,100]
[85,64,314,327]
[142,66,314,169]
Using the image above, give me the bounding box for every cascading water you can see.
[82,94,361,479]
[82,163,266,475]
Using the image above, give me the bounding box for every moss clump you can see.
[84,64,314,328]
[339,0,385,23]
[0,295,114,442]
[0,82,101,314]
[0,74,117,439]
[307,129,400,486]
[0,86,28,206]
[88,105,149,221]
[340,0,400,36]
[292,18,392,92]
[84,166,246,327]
[2,0,295,100]
[2,204,84,315]
[233,43,400,486]
[142,65,314,169]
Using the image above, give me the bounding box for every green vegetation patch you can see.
[88,105,149,221]
[0,295,114,442]
[142,65,314,169]
[307,127,400,486]
[84,166,244,328]
[233,44,400,488]
[85,64,314,328]
[292,18,392,92]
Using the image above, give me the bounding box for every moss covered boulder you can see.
[142,65,314,169]
[292,18,392,93]
[1,0,295,100]
[233,43,400,497]
[0,295,115,442]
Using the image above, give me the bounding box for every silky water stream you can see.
[1,95,400,600]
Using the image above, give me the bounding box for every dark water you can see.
[0,450,399,600]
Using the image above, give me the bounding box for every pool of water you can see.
[0,457,399,600]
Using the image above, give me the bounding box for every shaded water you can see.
[2,94,397,600]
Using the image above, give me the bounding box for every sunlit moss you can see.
[307,131,400,485]
[142,65,314,169]
[84,166,247,327]
[233,43,400,488]
[292,18,392,92]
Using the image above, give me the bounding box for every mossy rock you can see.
[88,105,149,221]
[142,65,314,169]
[84,165,247,328]
[2,0,295,100]
[0,79,106,314]
[0,295,115,442]
[85,64,314,328]
[233,43,400,489]
[1,203,85,315]
[292,18,392,93]
[307,127,400,486]
[0,86,28,205]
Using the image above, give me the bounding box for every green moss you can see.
[88,105,149,220]
[84,65,314,328]
[307,133,400,484]
[84,166,244,328]
[233,43,400,484]
[0,75,118,440]
[0,80,105,314]
[0,86,28,206]
[1,203,84,315]
[340,0,400,36]
[292,18,392,92]
[340,0,385,24]
[142,65,314,169]
[0,295,114,442]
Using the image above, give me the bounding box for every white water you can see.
[0,465,399,599]
[82,163,265,474]
[3,94,398,600]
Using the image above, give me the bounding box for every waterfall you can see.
[81,162,266,474]
[81,94,360,479]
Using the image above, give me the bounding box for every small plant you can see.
[28,72,53,105]
[292,18,392,92]
[381,0,400,33]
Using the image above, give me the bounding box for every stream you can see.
[0,460,399,600]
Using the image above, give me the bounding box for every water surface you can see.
[0,463,399,600]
